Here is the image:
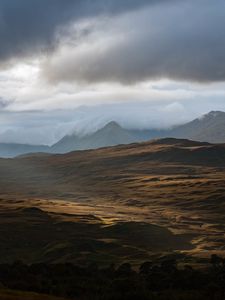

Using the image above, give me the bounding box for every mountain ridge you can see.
[51,120,135,153]
[1,110,225,157]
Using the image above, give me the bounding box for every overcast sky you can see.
[1,0,225,145]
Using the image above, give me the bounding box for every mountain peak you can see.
[101,121,122,131]
[201,110,225,120]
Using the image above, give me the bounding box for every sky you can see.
[1,0,225,145]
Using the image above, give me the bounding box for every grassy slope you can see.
[0,138,225,263]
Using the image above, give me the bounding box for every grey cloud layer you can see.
[1,96,225,145]
[0,0,158,62]
[44,0,225,83]
[1,0,225,84]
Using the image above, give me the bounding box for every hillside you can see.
[0,138,225,264]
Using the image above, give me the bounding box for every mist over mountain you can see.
[52,121,136,153]
[51,110,225,153]
[1,110,225,158]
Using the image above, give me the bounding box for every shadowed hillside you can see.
[0,138,225,264]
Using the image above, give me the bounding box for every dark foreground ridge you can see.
[0,255,225,300]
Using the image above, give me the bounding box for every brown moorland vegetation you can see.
[0,138,225,265]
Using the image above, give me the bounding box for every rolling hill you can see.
[0,138,225,264]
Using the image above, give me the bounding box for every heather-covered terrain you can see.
[0,138,225,265]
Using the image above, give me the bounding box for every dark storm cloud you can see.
[0,0,162,62]
[1,0,224,83]
[44,0,225,84]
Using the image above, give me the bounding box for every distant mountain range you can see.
[1,110,225,158]
[0,143,49,158]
